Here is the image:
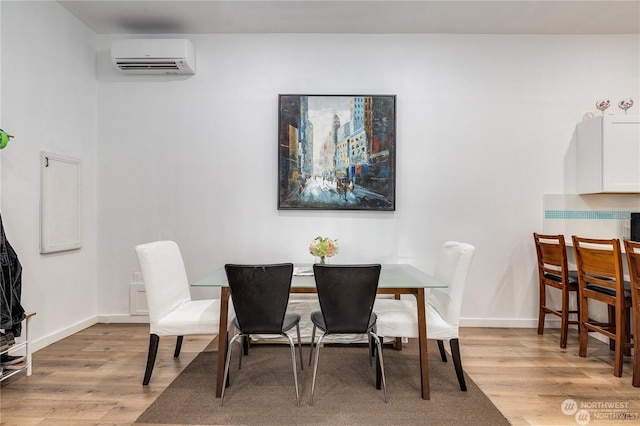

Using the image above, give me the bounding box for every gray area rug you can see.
[136,339,509,425]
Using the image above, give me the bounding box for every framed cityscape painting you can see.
[278,94,396,211]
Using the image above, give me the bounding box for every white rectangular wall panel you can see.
[40,152,82,253]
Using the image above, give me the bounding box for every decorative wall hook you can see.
[0,129,15,149]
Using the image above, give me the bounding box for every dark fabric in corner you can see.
[0,212,25,337]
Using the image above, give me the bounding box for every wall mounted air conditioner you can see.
[111,39,196,75]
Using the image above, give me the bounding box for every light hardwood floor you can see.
[1,323,638,425]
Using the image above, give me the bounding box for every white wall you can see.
[0,0,3,199]
[0,1,98,347]
[1,1,639,350]
[96,34,639,327]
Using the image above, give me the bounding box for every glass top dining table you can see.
[191,263,447,400]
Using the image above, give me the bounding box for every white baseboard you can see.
[31,316,98,353]
[460,318,541,328]
[460,318,609,344]
[30,315,149,354]
[97,314,149,324]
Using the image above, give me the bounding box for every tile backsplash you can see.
[543,194,640,240]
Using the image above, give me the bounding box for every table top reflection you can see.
[191,263,447,290]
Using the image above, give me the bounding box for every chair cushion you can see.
[372,299,416,338]
[543,270,578,285]
[310,310,376,334]
[282,313,302,333]
[372,298,458,340]
[310,310,325,331]
[586,281,632,299]
[233,312,300,334]
[154,299,234,336]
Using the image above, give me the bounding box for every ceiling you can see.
[57,0,640,35]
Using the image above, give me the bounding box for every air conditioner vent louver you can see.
[116,62,182,70]
[111,39,196,75]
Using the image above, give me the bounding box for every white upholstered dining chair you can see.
[135,240,232,385]
[373,241,475,391]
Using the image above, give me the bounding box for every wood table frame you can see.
[191,264,446,400]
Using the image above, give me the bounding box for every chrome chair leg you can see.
[309,333,326,406]
[370,332,388,403]
[295,323,304,370]
[221,333,242,406]
[308,325,317,367]
[285,333,301,406]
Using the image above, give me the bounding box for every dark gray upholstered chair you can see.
[309,264,387,405]
[221,263,303,406]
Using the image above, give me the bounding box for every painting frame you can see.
[278,94,396,211]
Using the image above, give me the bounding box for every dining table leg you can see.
[394,293,403,351]
[215,287,231,398]
[416,288,430,400]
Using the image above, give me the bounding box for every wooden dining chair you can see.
[222,263,303,406]
[623,239,640,387]
[533,233,580,348]
[309,264,387,405]
[572,236,632,377]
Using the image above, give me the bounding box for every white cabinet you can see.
[576,115,640,193]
